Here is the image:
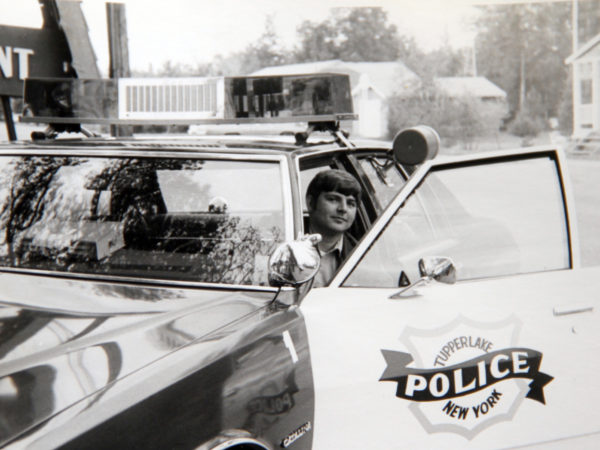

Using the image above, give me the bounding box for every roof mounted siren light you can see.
[392,125,440,166]
[21,74,357,140]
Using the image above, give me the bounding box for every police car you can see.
[0,74,598,449]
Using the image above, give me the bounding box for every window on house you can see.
[579,62,593,105]
[581,79,593,105]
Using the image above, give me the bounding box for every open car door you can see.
[300,147,600,449]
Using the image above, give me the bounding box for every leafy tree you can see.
[132,60,214,77]
[193,16,291,76]
[294,7,401,62]
[236,16,290,74]
[577,0,600,45]
[423,46,470,77]
[403,44,471,83]
[294,16,338,62]
[387,88,506,147]
[474,2,572,124]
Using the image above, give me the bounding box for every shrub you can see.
[387,86,506,148]
[507,112,543,138]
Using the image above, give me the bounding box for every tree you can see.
[422,46,470,77]
[474,2,572,124]
[294,7,401,62]
[237,16,289,74]
[402,44,471,84]
[577,0,600,46]
[387,87,506,147]
[132,60,214,77]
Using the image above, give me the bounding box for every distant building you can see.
[566,32,600,137]
[434,77,507,102]
[252,61,507,139]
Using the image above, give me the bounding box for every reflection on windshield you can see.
[360,156,406,208]
[0,156,285,285]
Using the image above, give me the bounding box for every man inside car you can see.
[306,169,362,287]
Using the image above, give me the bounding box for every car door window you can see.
[343,154,570,287]
[299,166,327,213]
[357,155,407,209]
[0,156,285,285]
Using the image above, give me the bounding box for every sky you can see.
[0,0,488,74]
[7,0,578,77]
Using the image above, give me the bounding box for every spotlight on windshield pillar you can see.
[392,125,440,166]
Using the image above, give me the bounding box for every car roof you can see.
[0,133,390,157]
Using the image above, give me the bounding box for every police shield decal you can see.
[379,315,553,439]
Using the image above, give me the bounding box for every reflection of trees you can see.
[89,159,163,219]
[195,219,281,285]
[0,156,281,285]
[0,157,75,265]
[82,158,206,221]
[129,216,282,285]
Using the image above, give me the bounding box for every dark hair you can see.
[306,169,362,207]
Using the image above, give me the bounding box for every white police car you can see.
[0,74,598,449]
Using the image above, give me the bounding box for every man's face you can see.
[308,191,357,236]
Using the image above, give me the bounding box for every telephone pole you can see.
[572,0,578,53]
[107,2,132,137]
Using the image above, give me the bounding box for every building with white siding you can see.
[566,33,600,137]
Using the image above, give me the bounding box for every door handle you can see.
[553,304,594,316]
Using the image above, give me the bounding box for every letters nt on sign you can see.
[0,46,34,80]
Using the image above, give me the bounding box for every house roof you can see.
[250,60,419,98]
[434,76,507,99]
[566,32,600,64]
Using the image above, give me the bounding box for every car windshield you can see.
[0,156,285,285]
[344,155,570,287]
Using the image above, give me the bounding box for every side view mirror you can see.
[389,256,456,299]
[419,256,457,284]
[268,235,321,287]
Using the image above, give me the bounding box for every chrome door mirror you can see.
[268,235,321,287]
[419,256,456,284]
[390,256,456,299]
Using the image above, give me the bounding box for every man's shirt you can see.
[313,236,344,288]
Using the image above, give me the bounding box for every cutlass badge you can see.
[281,422,311,448]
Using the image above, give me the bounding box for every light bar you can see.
[21,74,356,125]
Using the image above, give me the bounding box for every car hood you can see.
[0,273,276,447]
